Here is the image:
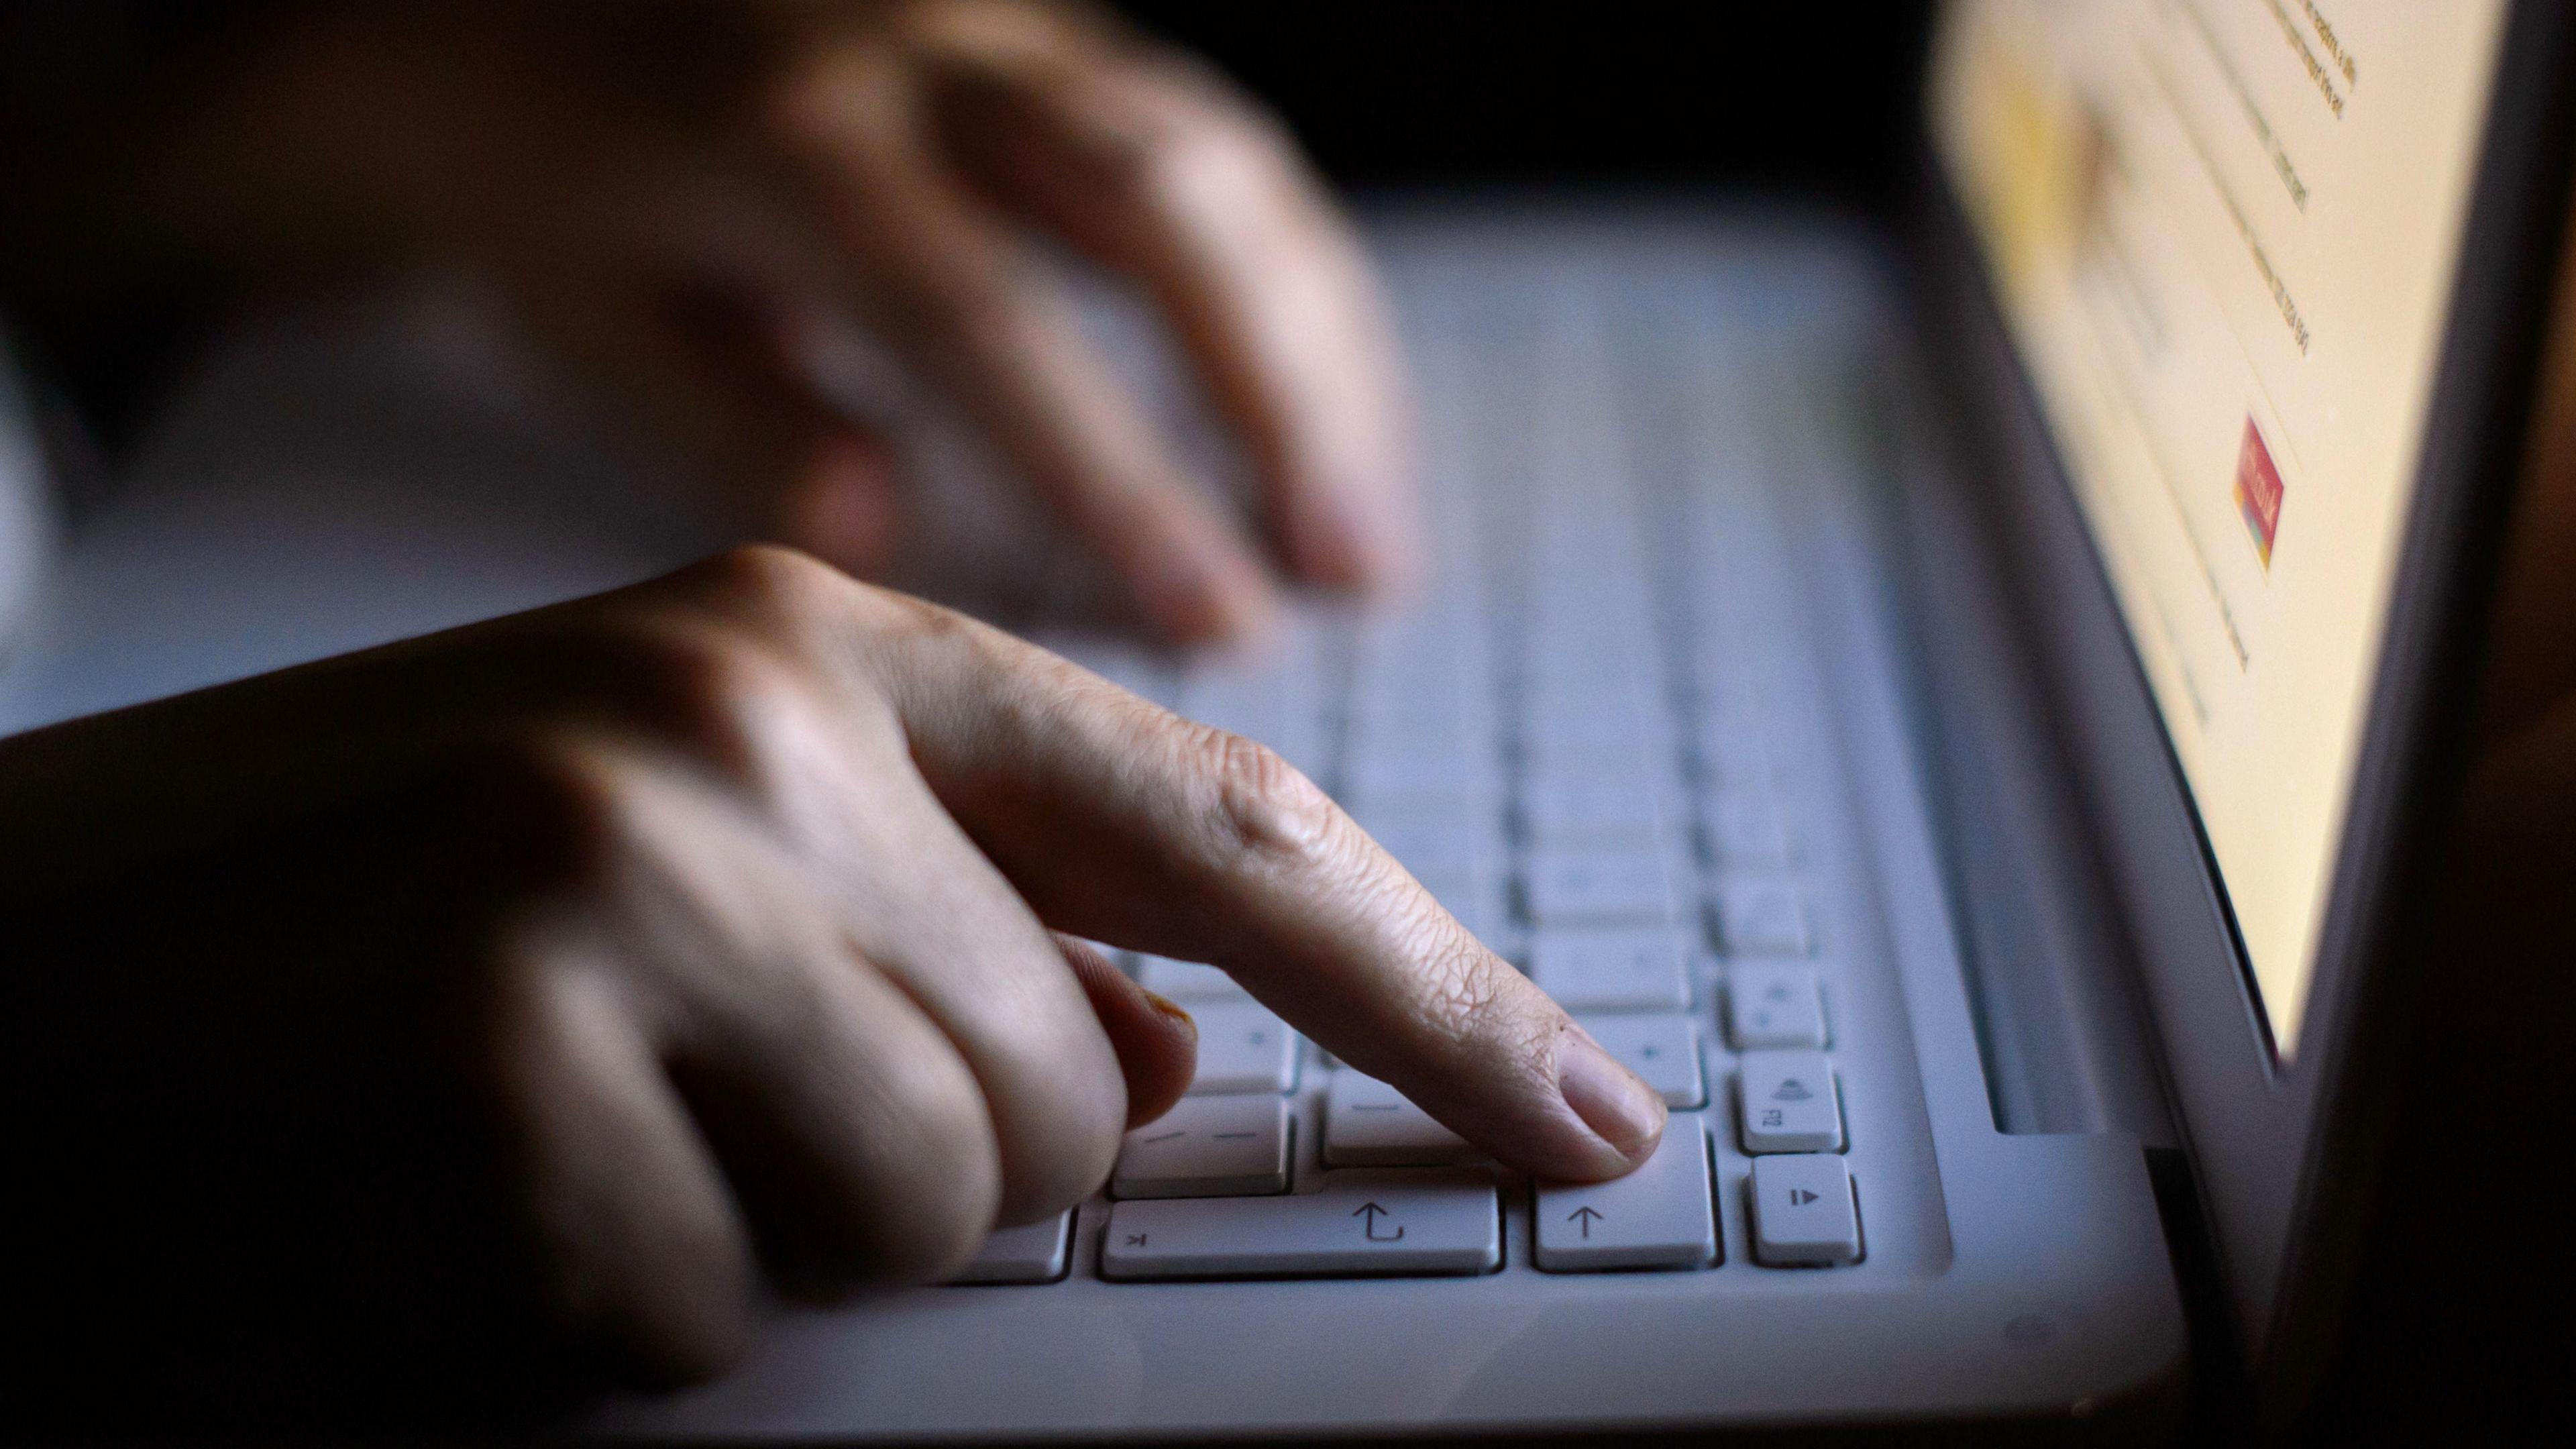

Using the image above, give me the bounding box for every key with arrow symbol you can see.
[1533,1124,1717,1271]
[1097,1173,1501,1278]
[1352,1201,1406,1242]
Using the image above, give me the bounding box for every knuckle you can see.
[851,1065,1003,1283]
[683,542,854,630]
[865,584,977,651]
[482,957,761,1388]
[1189,725,1340,869]
[609,621,820,794]
[437,731,647,894]
[990,1057,1125,1224]
[1120,105,1295,217]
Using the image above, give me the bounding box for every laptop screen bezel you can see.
[1916,0,2576,1363]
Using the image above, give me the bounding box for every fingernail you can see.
[1555,1026,1666,1162]
[1140,989,1198,1040]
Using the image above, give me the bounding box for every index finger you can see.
[842,588,1666,1182]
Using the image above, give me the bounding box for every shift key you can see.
[1101,1169,1500,1280]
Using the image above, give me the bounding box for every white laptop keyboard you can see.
[0,209,2182,1432]
[977,242,1887,1287]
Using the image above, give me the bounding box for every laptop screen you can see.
[1929,1,2508,1057]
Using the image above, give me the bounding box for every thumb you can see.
[1056,934,1198,1129]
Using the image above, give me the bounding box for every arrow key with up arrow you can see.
[1534,1118,1717,1271]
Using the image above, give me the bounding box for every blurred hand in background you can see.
[1,0,1414,643]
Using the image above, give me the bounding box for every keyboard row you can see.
[1116,1041,1846,1181]
[1144,960,1837,1086]
[955,1128,1863,1285]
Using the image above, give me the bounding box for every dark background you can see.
[1118,3,1939,198]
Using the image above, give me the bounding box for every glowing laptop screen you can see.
[1932,0,2508,1056]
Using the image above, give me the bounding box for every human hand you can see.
[0,546,1656,1423]
[130,0,1410,642]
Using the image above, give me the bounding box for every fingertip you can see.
[1056,938,1200,1129]
[1124,989,1201,1128]
[1549,1023,1668,1179]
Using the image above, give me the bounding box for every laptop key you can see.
[1727,965,1828,1049]
[949,1212,1071,1285]
[1100,1169,1501,1280]
[1703,792,1790,867]
[1736,1050,1844,1153]
[1344,751,1495,811]
[1187,1002,1299,1095]
[1572,1013,1707,1107]
[1749,1155,1862,1266]
[1529,927,1693,1012]
[1135,954,1250,1003]
[1526,849,1676,925]
[1520,780,1666,846]
[1715,879,1812,956]
[1324,1071,1477,1167]
[1113,1095,1293,1198]
[1535,1118,1718,1271]
[1359,816,1493,878]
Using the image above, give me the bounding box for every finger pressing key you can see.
[857,606,1667,1181]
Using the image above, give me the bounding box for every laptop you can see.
[0,0,2564,1436]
